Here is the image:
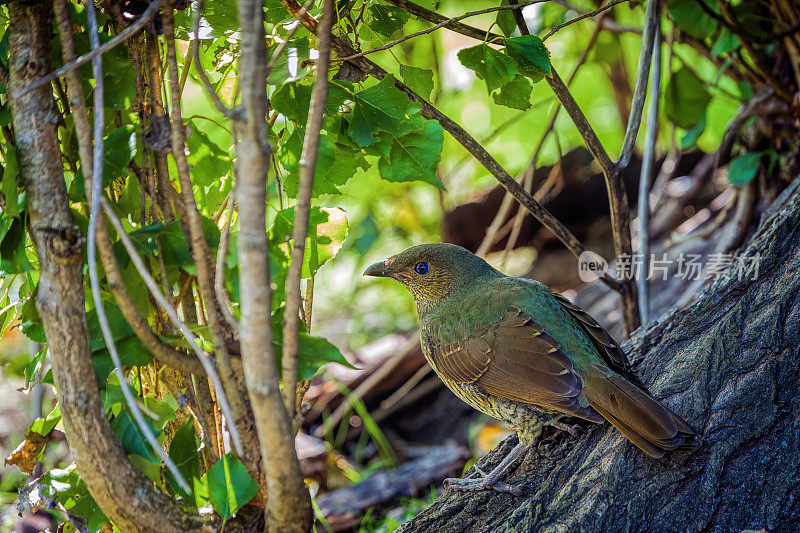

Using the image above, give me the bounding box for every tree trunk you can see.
[401,180,800,532]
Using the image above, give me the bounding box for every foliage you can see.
[0,0,775,529]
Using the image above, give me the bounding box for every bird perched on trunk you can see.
[364,243,694,494]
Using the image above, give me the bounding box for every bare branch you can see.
[237,0,311,528]
[552,0,642,35]
[282,0,333,416]
[14,0,165,99]
[191,0,232,116]
[637,16,662,325]
[385,0,504,42]
[335,0,548,62]
[617,0,659,170]
[542,0,629,41]
[215,193,239,330]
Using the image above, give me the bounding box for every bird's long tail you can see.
[582,368,695,458]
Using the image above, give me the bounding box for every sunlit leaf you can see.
[457,44,517,93]
[368,4,409,38]
[399,65,434,100]
[378,120,445,189]
[39,465,108,533]
[492,76,532,110]
[348,75,420,147]
[207,453,258,521]
[504,35,551,78]
[166,417,205,506]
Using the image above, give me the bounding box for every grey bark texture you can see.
[401,180,800,532]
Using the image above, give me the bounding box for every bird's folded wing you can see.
[550,291,643,386]
[429,307,596,418]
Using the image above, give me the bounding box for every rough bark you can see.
[401,179,800,532]
[7,3,210,531]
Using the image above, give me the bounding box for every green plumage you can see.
[365,243,695,460]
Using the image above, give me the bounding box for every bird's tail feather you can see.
[583,369,695,458]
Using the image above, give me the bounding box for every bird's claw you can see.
[443,476,526,496]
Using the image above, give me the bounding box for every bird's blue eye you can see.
[414,262,429,275]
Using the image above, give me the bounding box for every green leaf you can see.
[680,114,707,149]
[457,44,517,93]
[664,67,711,128]
[101,126,137,187]
[504,35,551,77]
[267,38,312,85]
[24,345,47,387]
[348,75,419,147]
[166,417,205,505]
[272,309,355,380]
[496,0,517,37]
[186,121,232,187]
[39,465,108,533]
[86,302,134,352]
[202,0,239,35]
[492,76,532,110]
[29,404,61,436]
[378,120,445,189]
[269,206,349,278]
[1,144,19,217]
[109,409,162,464]
[667,0,717,39]
[711,27,740,58]
[399,65,434,100]
[207,453,258,521]
[727,152,762,186]
[272,82,313,123]
[280,129,365,197]
[368,4,409,38]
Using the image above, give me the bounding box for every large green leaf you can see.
[186,121,232,187]
[109,409,163,465]
[504,35,551,78]
[727,152,762,186]
[667,0,717,39]
[378,120,445,189]
[496,0,517,37]
[399,64,434,100]
[269,206,349,278]
[665,67,711,128]
[206,453,258,521]
[368,4,409,38]
[492,76,533,110]
[39,465,108,533]
[457,44,517,93]
[166,417,206,506]
[348,75,419,147]
[271,82,313,123]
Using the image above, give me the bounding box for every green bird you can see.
[364,243,695,494]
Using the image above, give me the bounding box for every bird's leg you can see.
[443,442,530,496]
[544,415,583,438]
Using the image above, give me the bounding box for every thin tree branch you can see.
[335,0,548,62]
[617,0,659,170]
[83,0,190,494]
[266,0,317,79]
[384,0,504,42]
[237,0,311,528]
[191,0,232,116]
[54,0,204,376]
[215,193,239,330]
[14,0,165,99]
[637,16,662,325]
[551,0,642,35]
[542,0,629,41]
[508,0,530,35]
[282,0,333,416]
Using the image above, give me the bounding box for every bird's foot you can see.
[443,475,526,496]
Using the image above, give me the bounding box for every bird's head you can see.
[363,243,499,315]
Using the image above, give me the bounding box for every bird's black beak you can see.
[364,260,391,277]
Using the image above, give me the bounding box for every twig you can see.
[542,0,628,41]
[191,0,232,116]
[282,0,333,416]
[215,194,239,330]
[103,196,243,457]
[266,0,316,80]
[617,0,659,170]
[237,0,311,527]
[551,0,642,35]
[384,0,504,42]
[508,0,530,35]
[83,0,190,494]
[14,0,165,98]
[636,14,661,325]
[335,0,548,63]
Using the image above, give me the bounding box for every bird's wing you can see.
[429,307,601,420]
[550,291,644,386]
